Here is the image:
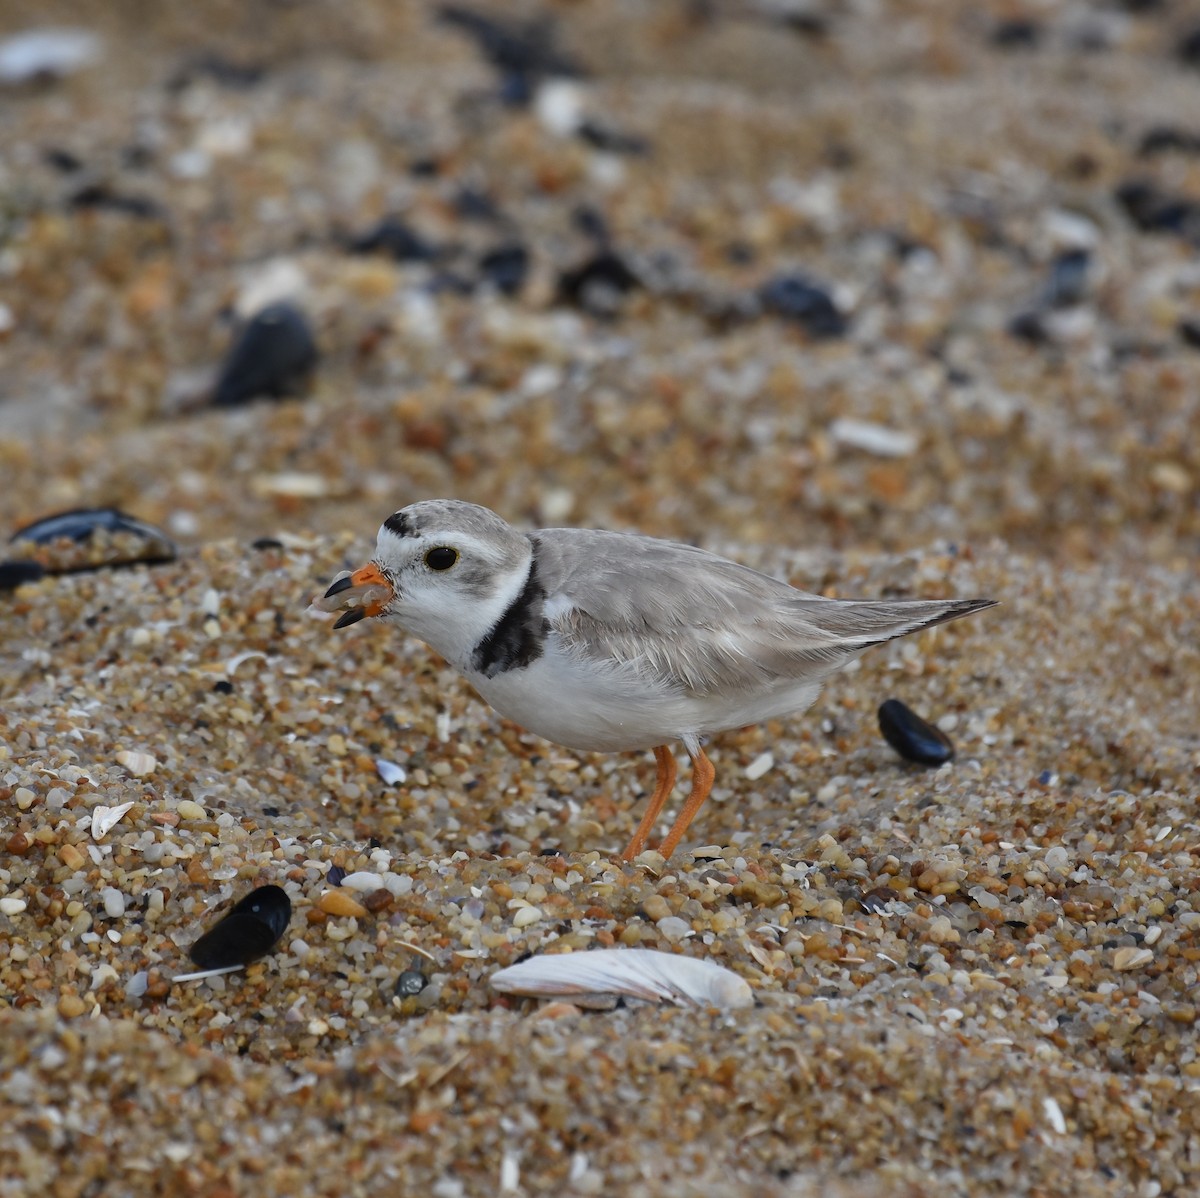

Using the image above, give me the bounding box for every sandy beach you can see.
[2,3,1198,1194]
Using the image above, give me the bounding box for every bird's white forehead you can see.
[379,499,516,545]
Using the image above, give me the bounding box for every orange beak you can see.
[322,562,394,629]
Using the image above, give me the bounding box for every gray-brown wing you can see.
[532,528,995,696]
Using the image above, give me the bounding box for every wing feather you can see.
[532,529,994,697]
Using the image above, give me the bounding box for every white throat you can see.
[393,553,534,671]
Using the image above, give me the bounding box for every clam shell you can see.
[490,948,753,1010]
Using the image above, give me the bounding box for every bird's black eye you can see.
[424,547,459,571]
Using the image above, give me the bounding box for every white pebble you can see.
[338,871,385,893]
[656,916,692,942]
[100,887,126,918]
[0,28,100,84]
[176,800,207,821]
[0,896,27,916]
[744,752,774,781]
[512,905,544,928]
[1042,1096,1067,1135]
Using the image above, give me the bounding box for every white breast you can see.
[463,634,825,755]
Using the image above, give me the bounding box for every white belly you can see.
[464,645,824,755]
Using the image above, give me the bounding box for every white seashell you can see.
[91,801,136,840]
[490,948,753,1010]
[115,750,156,777]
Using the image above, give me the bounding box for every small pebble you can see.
[0,896,27,916]
[58,842,86,871]
[655,916,691,942]
[176,800,207,821]
[394,969,428,997]
[318,890,368,919]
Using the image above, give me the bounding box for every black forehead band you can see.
[383,511,414,537]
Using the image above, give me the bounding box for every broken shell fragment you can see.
[186,884,292,971]
[490,948,754,1010]
[91,801,136,840]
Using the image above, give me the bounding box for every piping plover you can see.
[316,500,995,861]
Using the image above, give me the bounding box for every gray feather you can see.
[533,529,995,697]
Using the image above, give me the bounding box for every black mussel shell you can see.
[759,274,847,338]
[9,508,176,572]
[878,699,955,767]
[0,560,46,590]
[12,507,173,552]
[557,250,641,316]
[187,884,292,970]
[348,217,437,262]
[212,302,319,408]
[479,243,529,296]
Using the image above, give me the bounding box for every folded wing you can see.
[533,529,995,697]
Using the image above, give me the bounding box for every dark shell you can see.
[212,302,319,408]
[1043,249,1091,308]
[348,217,436,262]
[0,560,46,590]
[187,884,292,970]
[878,699,955,767]
[394,969,428,997]
[9,508,176,573]
[437,6,581,105]
[479,243,529,296]
[1114,179,1200,236]
[759,274,847,338]
[558,251,641,316]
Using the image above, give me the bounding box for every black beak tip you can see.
[333,607,367,629]
[324,575,354,599]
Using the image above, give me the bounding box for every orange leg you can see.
[656,747,716,862]
[620,745,677,862]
